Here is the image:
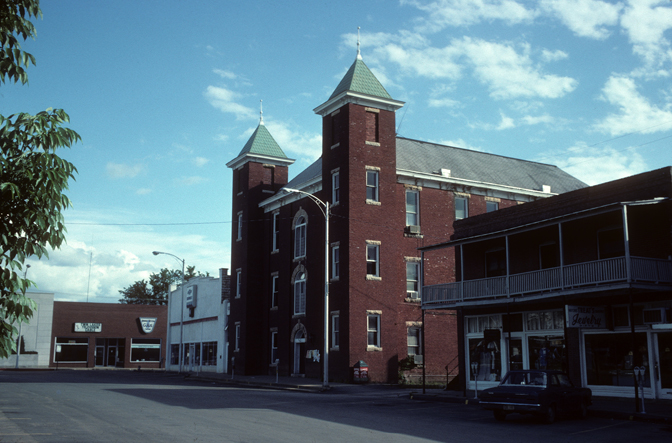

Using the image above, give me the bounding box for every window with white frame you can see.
[406,262,420,300]
[332,171,340,204]
[367,313,381,348]
[294,271,306,315]
[366,170,379,202]
[294,215,307,259]
[407,326,422,357]
[272,212,280,251]
[406,190,419,226]
[271,274,278,308]
[54,337,88,363]
[331,313,340,349]
[366,244,379,277]
[486,201,499,212]
[237,212,243,240]
[455,196,468,220]
[130,338,161,363]
[234,323,241,351]
[331,245,340,280]
[271,331,278,364]
[236,269,242,298]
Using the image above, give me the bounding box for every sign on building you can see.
[566,306,605,328]
[74,322,102,333]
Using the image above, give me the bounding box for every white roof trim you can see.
[314,91,404,116]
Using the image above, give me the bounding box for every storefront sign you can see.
[74,322,102,333]
[139,317,157,334]
[566,306,605,328]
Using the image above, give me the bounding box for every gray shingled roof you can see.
[237,123,288,159]
[282,137,585,195]
[329,58,392,100]
[396,137,586,193]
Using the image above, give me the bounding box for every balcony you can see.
[422,256,672,308]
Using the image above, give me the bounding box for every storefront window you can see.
[170,344,179,365]
[202,342,217,366]
[584,332,649,387]
[528,335,565,370]
[130,338,161,362]
[469,336,501,382]
[54,337,88,363]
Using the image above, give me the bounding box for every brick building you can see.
[50,302,166,369]
[226,48,586,383]
[422,167,672,400]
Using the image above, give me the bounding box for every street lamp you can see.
[153,251,185,373]
[15,264,30,369]
[283,187,330,388]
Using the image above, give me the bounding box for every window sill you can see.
[292,314,306,319]
[366,275,382,281]
[365,141,380,147]
[270,306,278,311]
[271,249,279,255]
[404,297,421,303]
[366,200,381,206]
[330,346,339,352]
[367,345,383,352]
[403,233,423,239]
[331,201,339,208]
[236,237,242,242]
[330,142,340,149]
[330,277,340,283]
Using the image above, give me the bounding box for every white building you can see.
[167,269,230,373]
[0,292,54,368]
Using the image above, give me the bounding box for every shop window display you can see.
[469,336,501,382]
[528,336,565,370]
[584,332,649,387]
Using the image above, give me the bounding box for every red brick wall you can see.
[50,302,167,369]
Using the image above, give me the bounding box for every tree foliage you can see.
[0,0,80,358]
[118,266,208,305]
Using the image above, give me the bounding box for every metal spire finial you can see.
[356,27,362,60]
[260,99,264,125]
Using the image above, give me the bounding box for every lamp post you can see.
[15,264,30,369]
[283,187,330,388]
[153,251,185,373]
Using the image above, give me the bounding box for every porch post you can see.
[622,204,632,283]
[558,223,564,290]
[505,235,510,297]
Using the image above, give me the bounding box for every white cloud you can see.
[457,38,578,99]
[620,0,672,72]
[135,188,152,195]
[439,138,484,151]
[551,142,648,185]
[497,112,516,129]
[264,120,322,165]
[403,0,536,32]
[106,162,143,179]
[521,114,555,125]
[428,97,461,108]
[594,75,672,135]
[541,49,569,63]
[213,69,236,79]
[204,86,256,120]
[193,156,209,167]
[540,0,622,40]
[176,176,208,186]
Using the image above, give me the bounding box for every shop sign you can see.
[139,317,157,334]
[74,322,102,333]
[566,306,605,328]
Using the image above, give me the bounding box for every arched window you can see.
[294,271,306,315]
[294,215,307,258]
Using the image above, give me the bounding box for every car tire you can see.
[542,404,556,424]
[493,410,507,422]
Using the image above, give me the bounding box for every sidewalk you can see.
[185,370,672,425]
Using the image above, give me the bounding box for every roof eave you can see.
[259,175,322,212]
[226,152,295,170]
[314,91,404,116]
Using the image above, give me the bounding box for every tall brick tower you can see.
[226,112,294,374]
[314,45,405,382]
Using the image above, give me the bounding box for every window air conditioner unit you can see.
[643,308,667,324]
[406,225,421,235]
[413,354,424,365]
[407,291,419,300]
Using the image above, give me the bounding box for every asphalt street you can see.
[1,370,671,442]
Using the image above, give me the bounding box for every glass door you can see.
[655,332,672,399]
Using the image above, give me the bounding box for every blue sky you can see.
[4,0,671,303]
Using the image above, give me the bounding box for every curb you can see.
[408,392,672,425]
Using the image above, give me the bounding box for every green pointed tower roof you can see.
[314,36,404,117]
[238,122,288,159]
[226,106,294,170]
[329,56,392,100]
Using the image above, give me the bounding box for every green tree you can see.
[0,0,80,358]
[118,267,208,305]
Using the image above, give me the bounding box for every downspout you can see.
[421,250,426,394]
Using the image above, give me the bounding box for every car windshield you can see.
[501,371,547,387]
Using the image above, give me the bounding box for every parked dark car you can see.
[479,370,592,423]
